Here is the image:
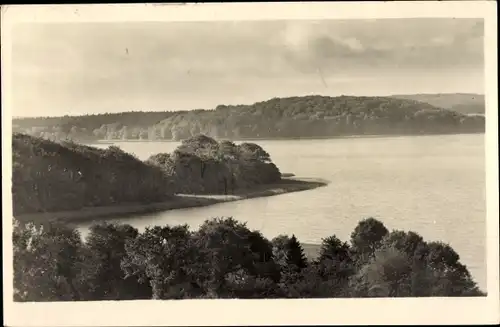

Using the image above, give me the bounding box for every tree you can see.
[121,224,196,299]
[349,246,413,297]
[146,135,281,195]
[350,217,389,265]
[235,142,281,186]
[147,127,157,141]
[69,126,79,139]
[246,230,281,282]
[159,126,170,139]
[169,149,205,193]
[178,135,220,158]
[317,235,354,283]
[189,122,201,137]
[224,272,283,299]
[286,235,308,272]
[278,262,348,298]
[238,142,271,163]
[79,223,151,300]
[138,129,148,140]
[379,230,424,258]
[219,140,238,157]
[13,220,84,301]
[221,229,281,298]
[349,236,483,297]
[120,126,130,140]
[410,241,483,296]
[217,140,240,193]
[146,153,172,168]
[191,217,256,297]
[271,234,291,269]
[171,126,181,141]
[319,235,351,263]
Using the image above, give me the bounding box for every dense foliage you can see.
[13,95,485,142]
[12,133,173,216]
[13,216,484,301]
[146,135,281,194]
[12,111,174,142]
[12,134,281,215]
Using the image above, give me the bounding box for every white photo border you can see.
[2,2,498,326]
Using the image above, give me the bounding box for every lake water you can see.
[79,134,486,290]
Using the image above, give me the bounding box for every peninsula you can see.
[12,133,328,224]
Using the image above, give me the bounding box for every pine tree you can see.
[285,235,307,271]
[319,235,351,263]
[317,235,354,281]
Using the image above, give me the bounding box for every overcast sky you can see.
[10,18,484,117]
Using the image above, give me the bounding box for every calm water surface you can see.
[79,134,486,289]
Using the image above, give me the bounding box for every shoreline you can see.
[89,131,484,145]
[14,177,329,225]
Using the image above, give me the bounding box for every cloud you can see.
[278,21,378,75]
[12,19,483,80]
[276,18,484,75]
[9,19,485,116]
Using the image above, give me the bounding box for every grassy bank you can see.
[14,177,329,224]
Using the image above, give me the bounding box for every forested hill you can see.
[390,93,485,115]
[12,95,485,142]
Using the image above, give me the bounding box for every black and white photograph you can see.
[2,2,499,326]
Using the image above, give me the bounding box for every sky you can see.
[10,18,484,117]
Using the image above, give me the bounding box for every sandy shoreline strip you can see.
[14,177,330,224]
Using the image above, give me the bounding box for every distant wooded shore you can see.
[13,94,485,144]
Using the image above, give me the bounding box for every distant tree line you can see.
[390,93,485,115]
[12,95,485,143]
[13,216,484,301]
[12,133,281,215]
